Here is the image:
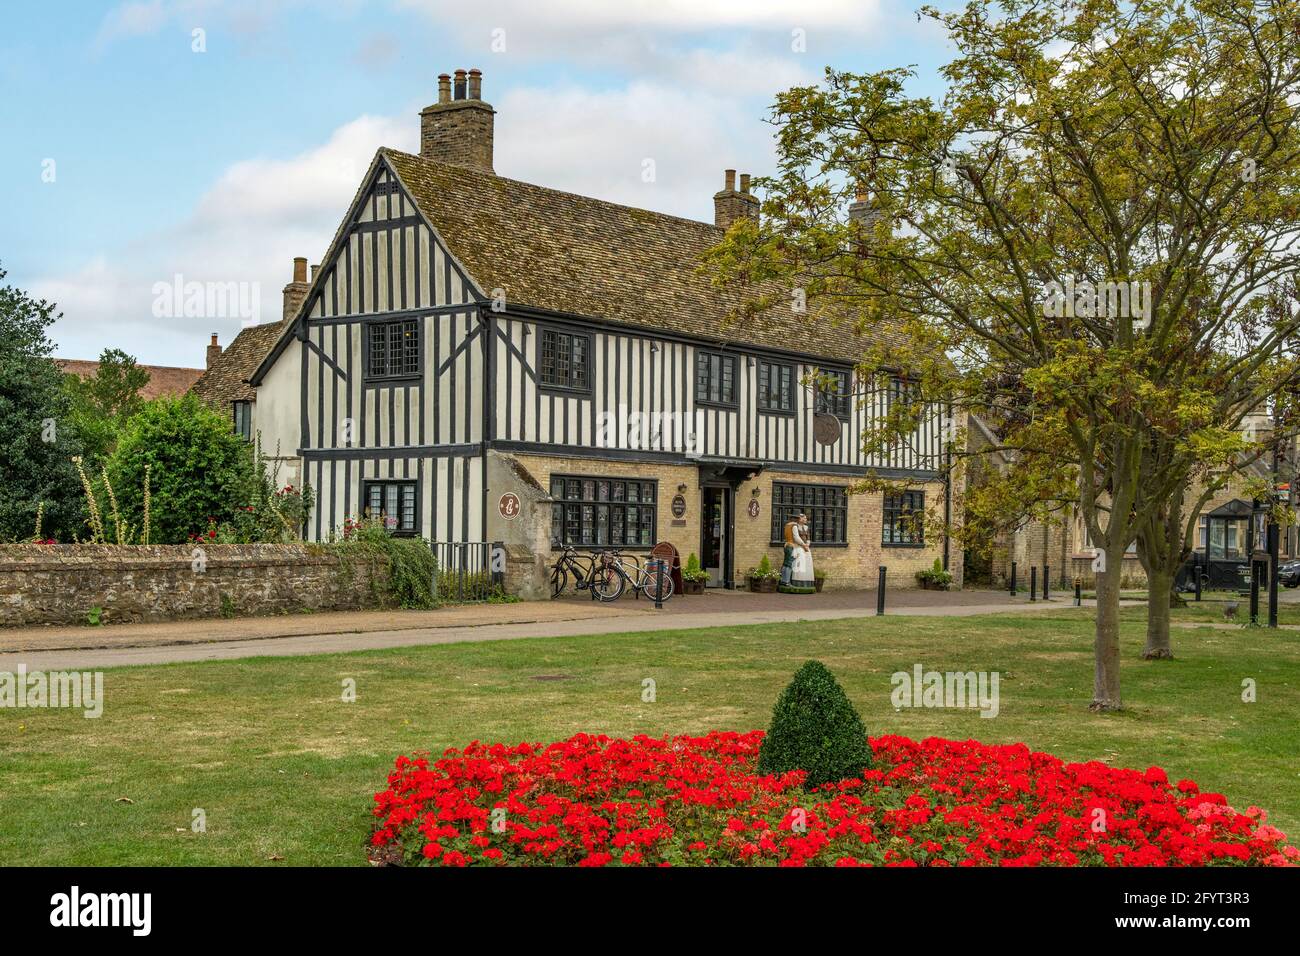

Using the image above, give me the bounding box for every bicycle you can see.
[603,549,674,603]
[549,546,622,601]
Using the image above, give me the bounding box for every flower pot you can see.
[682,579,705,595]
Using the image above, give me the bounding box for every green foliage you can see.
[757,660,873,789]
[0,262,85,542]
[105,394,256,544]
[682,552,710,583]
[210,442,314,543]
[85,607,103,627]
[334,517,438,609]
[917,558,953,589]
[62,348,150,466]
[748,553,779,581]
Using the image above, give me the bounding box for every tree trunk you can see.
[1143,566,1175,659]
[1091,560,1123,710]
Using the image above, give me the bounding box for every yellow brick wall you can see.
[507,454,959,591]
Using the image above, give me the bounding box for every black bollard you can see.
[1074,580,1082,606]
[1010,562,1017,597]
[1195,564,1202,602]
[1030,566,1037,602]
[1043,565,1050,601]
[1268,523,1279,629]
[1250,560,1260,625]
[876,566,887,616]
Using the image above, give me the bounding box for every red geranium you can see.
[368,731,1296,868]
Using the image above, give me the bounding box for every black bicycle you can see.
[549,546,621,600]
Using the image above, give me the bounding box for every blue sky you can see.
[1,1,958,368]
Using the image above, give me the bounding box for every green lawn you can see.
[2,606,1297,865]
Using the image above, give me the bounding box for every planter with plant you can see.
[747,554,780,593]
[681,552,709,594]
[813,570,826,593]
[916,558,953,591]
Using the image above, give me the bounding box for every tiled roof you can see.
[190,321,289,406]
[381,148,879,364]
[57,359,203,399]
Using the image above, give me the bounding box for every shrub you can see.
[682,552,709,583]
[756,660,873,789]
[747,554,779,581]
[916,557,953,589]
[106,395,256,544]
[333,516,438,609]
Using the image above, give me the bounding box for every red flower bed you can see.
[369,731,1296,867]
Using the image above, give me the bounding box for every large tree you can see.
[0,263,85,542]
[63,348,151,466]
[704,0,1300,709]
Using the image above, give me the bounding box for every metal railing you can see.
[432,541,504,603]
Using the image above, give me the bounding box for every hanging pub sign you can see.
[671,494,687,518]
[747,498,760,519]
[498,492,521,519]
[813,411,842,446]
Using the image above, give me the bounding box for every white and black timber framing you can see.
[252,153,950,543]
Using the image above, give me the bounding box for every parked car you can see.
[1277,560,1300,588]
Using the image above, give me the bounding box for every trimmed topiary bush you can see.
[756,660,873,789]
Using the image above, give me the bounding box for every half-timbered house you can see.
[249,69,958,595]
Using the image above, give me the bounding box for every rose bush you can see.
[369,731,1296,867]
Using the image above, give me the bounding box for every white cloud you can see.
[495,80,777,219]
[32,114,413,367]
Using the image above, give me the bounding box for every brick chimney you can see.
[206,333,222,369]
[713,169,759,229]
[848,185,886,257]
[282,256,310,322]
[420,68,495,173]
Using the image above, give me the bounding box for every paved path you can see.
[0,589,1096,671]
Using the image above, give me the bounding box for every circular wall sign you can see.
[671,494,687,518]
[813,411,842,446]
[498,492,521,519]
[747,499,760,519]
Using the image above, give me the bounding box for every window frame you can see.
[757,359,796,415]
[882,490,926,547]
[361,479,420,538]
[364,318,422,383]
[770,481,849,548]
[814,368,852,420]
[694,350,739,409]
[232,400,253,441]
[538,326,592,394]
[549,474,659,550]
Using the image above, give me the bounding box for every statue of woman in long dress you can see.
[790,515,814,588]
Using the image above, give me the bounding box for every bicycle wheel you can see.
[549,564,568,599]
[643,567,674,602]
[591,562,625,602]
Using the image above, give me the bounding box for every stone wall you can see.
[0,544,389,628]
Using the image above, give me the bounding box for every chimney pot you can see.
[206,333,222,369]
[420,69,495,172]
[292,256,307,284]
[714,169,758,229]
[311,263,320,281]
